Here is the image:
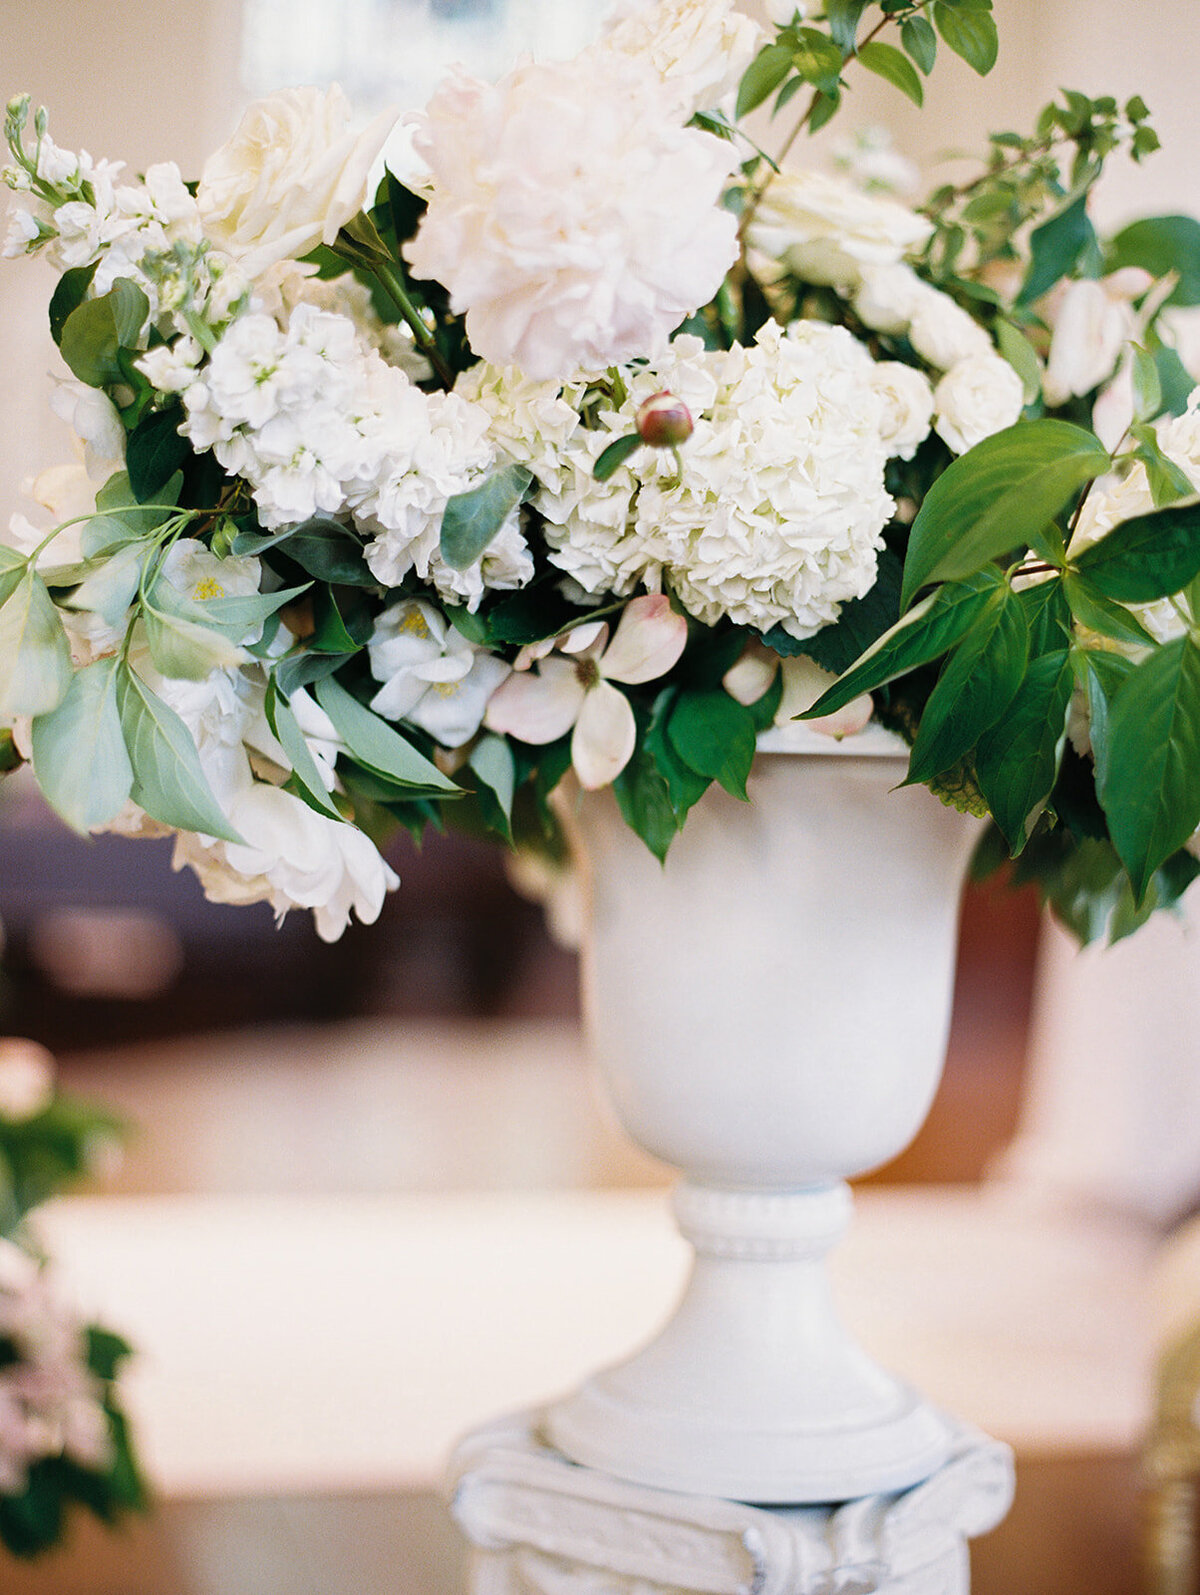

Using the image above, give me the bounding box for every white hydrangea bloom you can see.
[748,170,932,289]
[933,353,1025,455]
[594,0,763,118]
[404,52,738,380]
[368,599,510,748]
[540,323,895,639]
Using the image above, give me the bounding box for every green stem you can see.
[373,259,455,389]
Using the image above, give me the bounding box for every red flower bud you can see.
[636,391,693,448]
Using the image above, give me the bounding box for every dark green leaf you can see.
[593,433,642,483]
[1017,576,1071,655]
[30,657,132,832]
[1107,215,1200,308]
[900,14,937,72]
[932,1,998,73]
[736,42,795,117]
[1074,501,1200,602]
[1063,573,1156,647]
[902,420,1109,608]
[667,689,756,800]
[1075,645,1134,791]
[826,0,868,53]
[1019,193,1096,306]
[468,734,516,843]
[440,463,532,571]
[48,263,97,346]
[906,586,1029,785]
[1156,344,1195,417]
[975,648,1073,849]
[234,518,374,586]
[1100,636,1200,902]
[313,675,460,796]
[116,664,242,840]
[613,745,678,863]
[806,86,841,134]
[645,689,710,819]
[801,571,1000,721]
[125,406,189,502]
[309,585,368,655]
[857,41,923,106]
[59,279,150,388]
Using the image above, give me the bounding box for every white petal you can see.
[483,656,585,744]
[560,620,608,656]
[723,646,779,707]
[599,594,688,685]
[571,679,636,790]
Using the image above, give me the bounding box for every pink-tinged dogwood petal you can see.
[560,621,608,656]
[484,656,585,744]
[777,654,874,739]
[571,678,637,790]
[722,643,779,707]
[599,595,688,685]
[809,692,874,739]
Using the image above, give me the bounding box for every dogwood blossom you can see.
[405,52,738,379]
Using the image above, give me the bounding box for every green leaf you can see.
[468,733,516,842]
[1107,215,1200,308]
[801,571,1000,721]
[0,572,72,717]
[900,14,937,72]
[1063,572,1156,647]
[613,744,678,863]
[995,319,1043,404]
[901,420,1110,609]
[94,469,183,534]
[1075,645,1134,791]
[439,464,532,571]
[1131,343,1163,424]
[906,586,1029,785]
[233,517,374,586]
[1018,192,1096,306]
[856,41,923,106]
[149,575,310,642]
[80,513,144,559]
[141,603,247,681]
[736,42,795,117]
[1155,344,1195,417]
[667,689,756,800]
[826,0,868,53]
[58,279,150,388]
[645,689,709,819]
[975,648,1073,850]
[1074,501,1200,603]
[63,543,147,628]
[313,675,460,796]
[791,27,845,93]
[125,405,190,502]
[309,585,367,655]
[593,433,643,483]
[263,679,343,821]
[1100,636,1200,902]
[116,664,242,840]
[48,263,97,347]
[1017,576,1071,655]
[30,657,132,832]
[932,1,998,73]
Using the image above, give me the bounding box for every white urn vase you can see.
[543,728,979,1505]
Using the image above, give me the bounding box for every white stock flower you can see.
[595,0,763,118]
[485,596,688,790]
[748,170,932,289]
[405,53,738,380]
[933,354,1025,455]
[368,600,510,748]
[0,1040,55,1122]
[197,86,397,279]
[871,361,934,460]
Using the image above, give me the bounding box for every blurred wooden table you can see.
[7,1453,1144,1595]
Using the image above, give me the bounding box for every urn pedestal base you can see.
[450,1413,1015,1595]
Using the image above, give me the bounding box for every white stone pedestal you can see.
[450,1414,1014,1595]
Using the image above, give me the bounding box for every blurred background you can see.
[1,3,1199,1591]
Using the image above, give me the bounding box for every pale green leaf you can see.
[439,464,533,571]
[30,656,132,832]
[313,675,461,796]
[0,571,73,717]
[116,664,242,841]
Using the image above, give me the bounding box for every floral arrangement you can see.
[0,1039,144,1557]
[2,0,1200,944]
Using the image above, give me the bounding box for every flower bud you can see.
[636,391,693,448]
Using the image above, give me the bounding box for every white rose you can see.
[933,354,1026,455]
[871,361,934,460]
[906,284,993,370]
[852,262,927,336]
[748,170,932,289]
[0,1040,55,1122]
[368,599,510,748]
[197,86,397,279]
[1043,277,1138,407]
[764,0,806,22]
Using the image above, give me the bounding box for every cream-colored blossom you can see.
[933,354,1025,455]
[871,361,934,460]
[749,170,932,289]
[595,0,763,118]
[404,53,738,380]
[197,86,397,278]
[368,599,510,748]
